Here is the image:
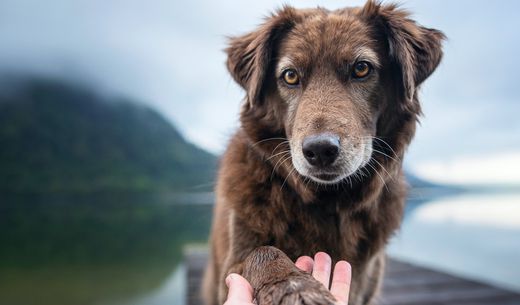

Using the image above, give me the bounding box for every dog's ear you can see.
[361,1,445,108]
[226,7,301,108]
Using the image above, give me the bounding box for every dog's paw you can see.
[242,246,336,305]
[255,274,336,305]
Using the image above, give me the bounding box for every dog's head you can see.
[227,1,444,185]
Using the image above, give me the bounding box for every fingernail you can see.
[225,274,235,287]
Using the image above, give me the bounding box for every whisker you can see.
[371,157,393,181]
[266,149,291,161]
[366,161,388,191]
[357,170,364,182]
[353,169,363,184]
[280,167,297,191]
[269,140,290,156]
[304,176,313,193]
[270,152,291,176]
[250,137,288,147]
[349,135,401,163]
[372,137,401,162]
[372,148,399,163]
[274,153,291,171]
[302,176,309,194]
[271,154,292,181]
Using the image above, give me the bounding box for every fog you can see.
[1,0,519,183]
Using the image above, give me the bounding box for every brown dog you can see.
[203,1,444,304]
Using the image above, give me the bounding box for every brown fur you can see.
[203,1,444,305]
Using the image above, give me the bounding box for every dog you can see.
[203,1,444,304]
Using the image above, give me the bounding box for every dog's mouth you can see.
[306,170,348,184]
[315,173,337,181]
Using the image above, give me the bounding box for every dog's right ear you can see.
[226,7,300,108]
[361,1,445,112]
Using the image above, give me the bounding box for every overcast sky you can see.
[1,0,519,184]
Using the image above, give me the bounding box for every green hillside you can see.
[0,78,217,193]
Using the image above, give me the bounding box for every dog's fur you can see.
[203,1,444,304]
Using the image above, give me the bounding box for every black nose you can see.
[302,134,340,167]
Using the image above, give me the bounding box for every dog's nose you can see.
[302,134,340,167]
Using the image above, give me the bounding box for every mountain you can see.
[0,77,217,193]
[405,171,439,189]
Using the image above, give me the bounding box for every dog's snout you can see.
[302,134,340,167]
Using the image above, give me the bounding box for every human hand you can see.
[224,252,351,305]
[295,252,352,305]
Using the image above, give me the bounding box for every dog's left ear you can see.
[361,1,445,108]
[226,7,301,108]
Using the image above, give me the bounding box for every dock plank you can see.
[185,249,520,305]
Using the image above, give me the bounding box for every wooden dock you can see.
[185,248,520,305]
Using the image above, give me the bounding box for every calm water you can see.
[0,193,213,305]
[388,191,520,292]
[1,191,519,305]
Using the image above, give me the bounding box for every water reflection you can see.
[389,192,520,292]
[2,191,519,305]
[0,193,213,305]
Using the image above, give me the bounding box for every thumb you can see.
[225,273,254,303]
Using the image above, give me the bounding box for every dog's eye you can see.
[352,61,372,79]
[282,69,300,86]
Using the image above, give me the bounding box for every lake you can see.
[1,191,519,305]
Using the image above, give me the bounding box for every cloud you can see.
[0,0,518,169]
[413,152,520,186]
[414,193,520,229]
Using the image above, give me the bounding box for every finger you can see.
[313,252,332,288]
[295,256,314,273]
[225,273,254,303]
[330,261,352,305]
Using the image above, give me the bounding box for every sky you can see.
[0,0,519,185]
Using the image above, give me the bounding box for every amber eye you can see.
[282,69,300,86]
[352,61,372,79]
